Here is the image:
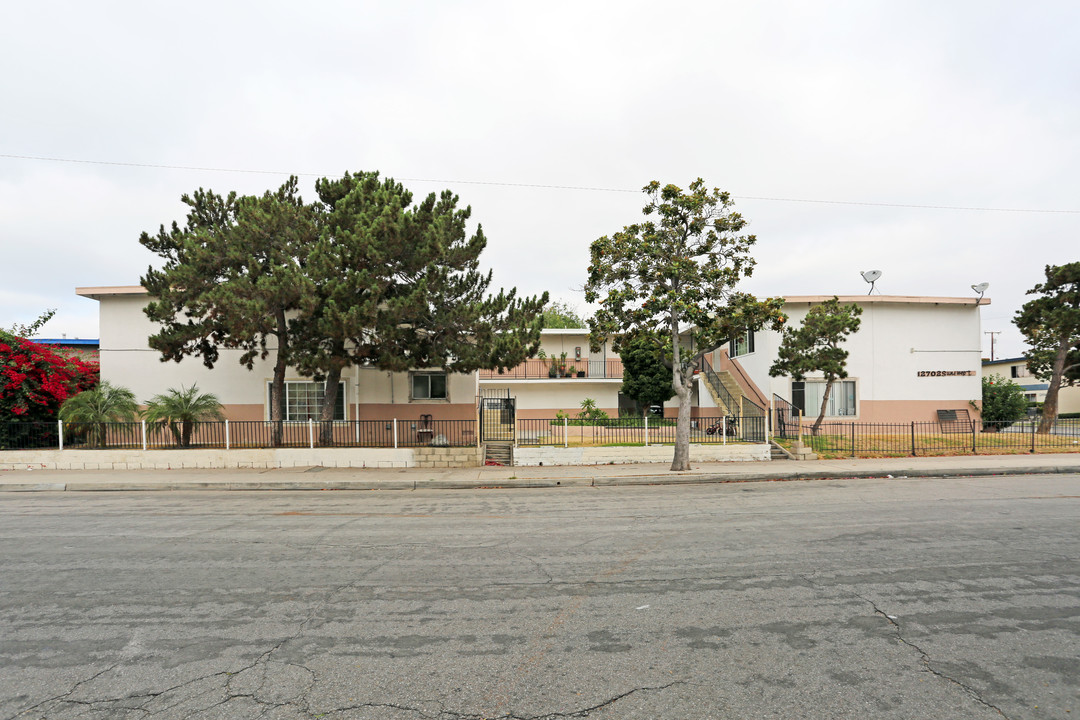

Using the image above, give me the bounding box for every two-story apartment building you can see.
[77,287,991,429]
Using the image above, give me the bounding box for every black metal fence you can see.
[787,419,1080,457]
[0,419,479,451]
[517,415,767,446]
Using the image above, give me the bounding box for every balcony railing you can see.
[478,358,623,380]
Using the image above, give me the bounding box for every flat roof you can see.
[74,287,990,308]
[784,295,991,306]
[76,285,147,299]
[34,338,99,345]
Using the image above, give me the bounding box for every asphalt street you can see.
[1,475,1078,719]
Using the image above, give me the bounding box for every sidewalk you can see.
[2,453,1079,492]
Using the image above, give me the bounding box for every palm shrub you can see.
[58,381,139,448]
[144,385,224,448]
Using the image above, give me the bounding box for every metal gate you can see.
[479,391,515,442]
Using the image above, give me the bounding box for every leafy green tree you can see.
[979,374,1029,429]
[619,333,675,415]
[59,381,139,448]
[6,309,56,338]
[296,171,548,445]
[541,301,586,329]
[140,177,318,446]
[144,384,224,448]
[585,179,785,471]
[1015,262,1080,433]
[769,297,863,434]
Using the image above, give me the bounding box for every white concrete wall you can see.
[735,299,984,421]
[100,294,264,407]
[1,448,415,470]
[482,381,621,414]
[536,331,608,360]
[96,293,477,420]
[514,443,769,466]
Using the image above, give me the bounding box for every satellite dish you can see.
[860,270,882,294]
[972,282,989,304]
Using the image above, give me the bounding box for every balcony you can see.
[478,358,623,380]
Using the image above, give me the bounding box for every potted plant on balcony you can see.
[542,350,559,378]
[559,352,572,377]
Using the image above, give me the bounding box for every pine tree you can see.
[768,297,862,434]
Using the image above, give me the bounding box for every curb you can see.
[1,464,1076,492]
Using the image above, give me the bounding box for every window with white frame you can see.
[268,381,345,421]
[411,372,448,401]
[730,329,755,357]
[792,380,857,417]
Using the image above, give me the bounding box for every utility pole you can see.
[984,331,1000,361]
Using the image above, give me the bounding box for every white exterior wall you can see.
[535,330,611,361]
[99,294,265,408]
[481,381,620,417]
[94,292,477,421]
[734,298,984,423]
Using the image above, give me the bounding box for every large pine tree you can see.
[140,177,318,445]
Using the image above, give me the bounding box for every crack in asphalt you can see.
[315,681,686,720]
[4,661,123,720]
[504,549,555,584]
[856,593,1012,719]
[7,552,400,720]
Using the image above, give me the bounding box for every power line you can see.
[3,152,1080,214]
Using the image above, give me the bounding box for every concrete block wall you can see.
[412,447,483,468]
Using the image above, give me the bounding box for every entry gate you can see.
[479,390,515,442]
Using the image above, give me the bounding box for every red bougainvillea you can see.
[1,330,98,423]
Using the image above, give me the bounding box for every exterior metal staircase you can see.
[701,357,743,416]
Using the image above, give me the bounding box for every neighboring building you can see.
[737,295,988,424]
[983,356,1080,414]
[32,338,100,363]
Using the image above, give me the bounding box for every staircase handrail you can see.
[701,356,738,415]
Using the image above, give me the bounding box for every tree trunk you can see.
[1037,336,1071,434]
[670,379,693,471]
[811,378,835,435]
[270,310,289,448]
[319,361,344,447]
[181,420,192,448]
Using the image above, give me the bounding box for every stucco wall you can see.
[482,381,620,418]
[736,298,984,423]
[95,293,477,422]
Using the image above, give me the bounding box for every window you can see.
[730,330,755,357]
[1011,365,1030,378]
[792,380,857,417]
[268,381,345,421]
[411,372,448,400]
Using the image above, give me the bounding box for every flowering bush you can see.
[1,329,98,424]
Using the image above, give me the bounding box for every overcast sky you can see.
[3,1,1077,360]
